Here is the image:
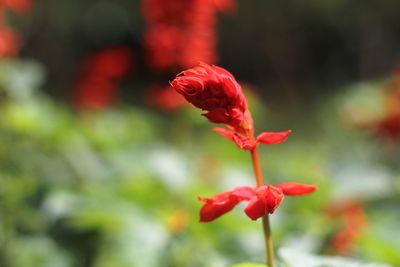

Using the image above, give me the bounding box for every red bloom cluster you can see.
[0,26,20,56]
[373,87,400,140]
[74,46,134,110]
[142,0,235,71]
[171,63,292,150]
[199,183,317,222]
[1,0,33,15]
[0,0,32,57]
[352,69,400,140]
[327,200,368,255]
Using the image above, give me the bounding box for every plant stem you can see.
[262,214,275,267]
[250,147,275,267]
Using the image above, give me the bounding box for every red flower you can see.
[2,0,33,14]
[73,46,134,110]
[0,26,21,57]
[81,46,134,80]
[214,127,292,150]
[171,63,292,149]
[74,77,118,110]
[374,113,400,140]
[171,62,251,133]
[199,186,255,222]
[327,200,368,255]
[212,0,237,12]
[199,182,317,222]
[371,85,400,140]
[142,0,237,71]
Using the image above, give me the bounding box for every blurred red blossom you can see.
[1,0,33,14]
[374,113,400,140]
[80,46,133,80]
[171,63,292,149]
[212,0,236,12]
[74,46,134,110]
[351,67,400,141]
[199,182,317,222]
[146,84,187,111]
[0,0,33,57]
[142,0,236,71]
[75,77,118,110]
[372,86,400,140]
[0,26,20,57]
[327,200,368,255]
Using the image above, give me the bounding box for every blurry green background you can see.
[1,1,400,267]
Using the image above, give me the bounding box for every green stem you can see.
[250,147,275,267]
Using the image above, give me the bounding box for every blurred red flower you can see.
[1,0,33,14]
[142,0,236,71]
[74,46,134,110]
[82,46,133,80]
[75,77,118,110]
[372,86,400,140]
[327,200,368,255]
[0,26,20,57]
[374,113,400,140]
[199,182,317,222]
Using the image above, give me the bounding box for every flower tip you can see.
[256,129,293,145]
[276,182,318,196]
[198,195,207,203]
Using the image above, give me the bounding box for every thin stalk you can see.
[250,147,275,267]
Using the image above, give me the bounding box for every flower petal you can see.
[213,127,235,141]
[275,182,317,196]
[256,130,292,145]
[244,185,284,220]
[232,134,256,150]
[213,128,256,150]
[199,186,255,222]
[244,196,266,220]
[231,186,256,200]
[203,108,229,124]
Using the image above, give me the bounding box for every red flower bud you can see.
[171,62,252,133]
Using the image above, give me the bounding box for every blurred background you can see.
[0,0,400,266]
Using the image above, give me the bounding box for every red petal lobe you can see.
[244,196,266,220]
[244,185,284,220]
[256,130,292,145]
[213,128,255,150]
[213,127,235,141]
[199,186,255,222]
[275,182,317,196]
